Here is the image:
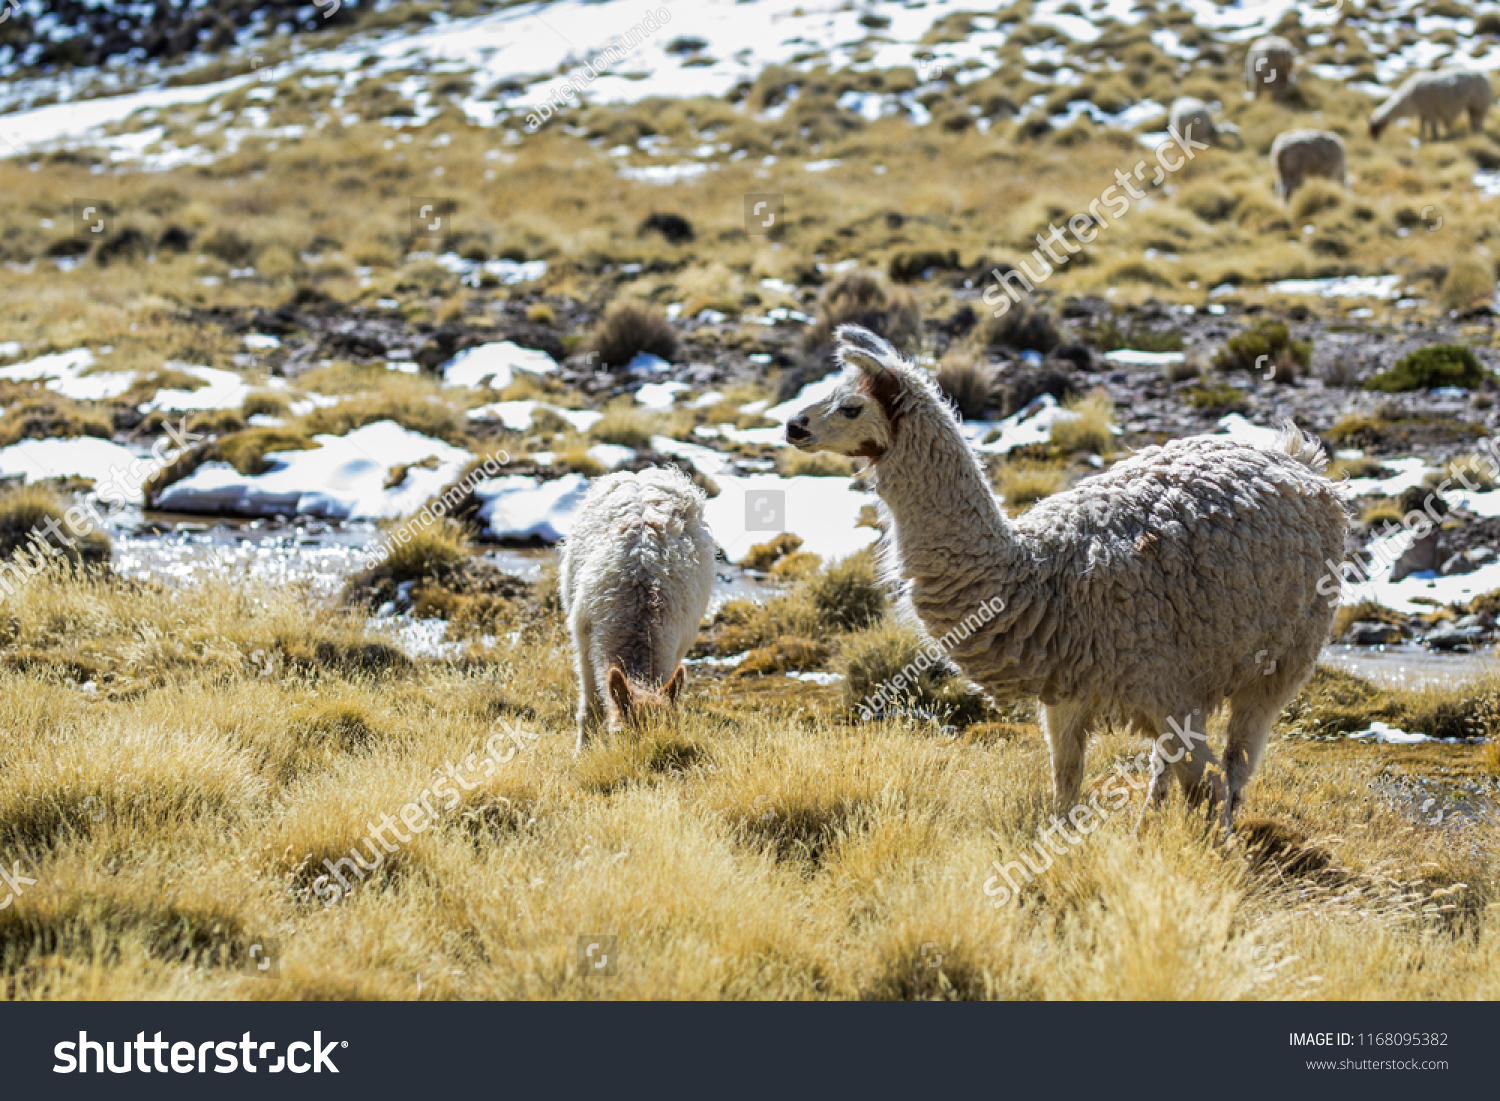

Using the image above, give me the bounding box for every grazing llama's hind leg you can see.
[1041,700,1094,812]
[1223,667,1303,828]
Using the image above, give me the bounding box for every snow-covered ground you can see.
[152,420,472,520]
[4,0,1495,170]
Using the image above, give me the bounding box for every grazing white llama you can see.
[785,326,1349,827]
[559,467,717,749]
[1370,69,1493,141]
[1168,97,1239,148]
[1270,129,1346,200]
[1245,36,1296,100]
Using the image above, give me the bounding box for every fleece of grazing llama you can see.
[559,467,717,750]
[1245,36,1296,100]
[1271,129,1346,200]
[1369,69,1492,141]
[786,326,1349,827]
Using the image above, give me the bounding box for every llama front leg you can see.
[1041,700,1093,812]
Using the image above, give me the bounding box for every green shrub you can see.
[1364,345,1488,392]
[1213,320,1312,378]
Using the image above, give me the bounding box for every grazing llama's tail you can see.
[1273,421,1328,473]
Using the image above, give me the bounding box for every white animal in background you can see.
[1270,129,1346,200]
[1246,36,1297,100]
[1369,69,1493,141]
[784,325,1349,829]
[559,466,717,749]
[1168,96,1239,147]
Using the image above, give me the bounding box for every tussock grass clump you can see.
[589,404,659,450]
[1431,455,1497,492]
[589,303,680,368]
[1050,391,1115,456]
[242,391,291,419]
[301,397,467,447]
[1440,257,1496,312]
[0,484,111,564]
[1289,179,1344,222]
[217,428,318,476]
[739,532,803,572]
[1365,345,1488,392]
[994,459,1067,512]
[1213,320,1311,381]
[841,619,988,725]
[0,395,112,448]
[977,296,1059,354]
[805,270,921,354]
[933,351,998,419]
[707,550,886,651]
[777,449,857,477]
[800,549,887,633]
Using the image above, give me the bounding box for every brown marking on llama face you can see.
[856,367,903,455]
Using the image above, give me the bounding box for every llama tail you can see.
[1273,420,1328,473]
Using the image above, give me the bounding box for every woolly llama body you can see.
[1271,129,1346,200]
[1246,36,1296,99]
[786,326,1349,827]
[1168,97,1237,147]
[559,467,717,749]
[1370,69,1492,140]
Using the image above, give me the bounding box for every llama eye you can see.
[838,405,861,419]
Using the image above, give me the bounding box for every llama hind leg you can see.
[1041,700,1094,812]
[1223,673,1301,828]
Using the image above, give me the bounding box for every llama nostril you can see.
[786,422,810,442]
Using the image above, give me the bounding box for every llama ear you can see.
[664,663,686,702]
[606,665,633,716]
[834,324,902,380]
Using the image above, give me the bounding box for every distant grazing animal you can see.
[1369,69,1493,141]
[1168,97,1240,148]
[1271,129,1346,200]
[785,325,1349,829]
[560,467,717,749]
[1246,36,1296,100]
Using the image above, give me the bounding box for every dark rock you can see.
[1440,553,1479,576]
[1342,621,1404,646]
[1423,620,1489,650]
[1390,531,1440,581]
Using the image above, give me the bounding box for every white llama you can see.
[785,326,1349,827]
[559,467,717,749]
[1369,69,1492,141]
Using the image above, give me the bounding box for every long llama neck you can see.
[875,396,1024,633]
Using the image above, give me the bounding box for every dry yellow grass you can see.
[0,562,1492,1000]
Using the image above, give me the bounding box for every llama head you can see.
[1367,113,1385,139]
[605,662,686,733]
[785,325,917,461]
